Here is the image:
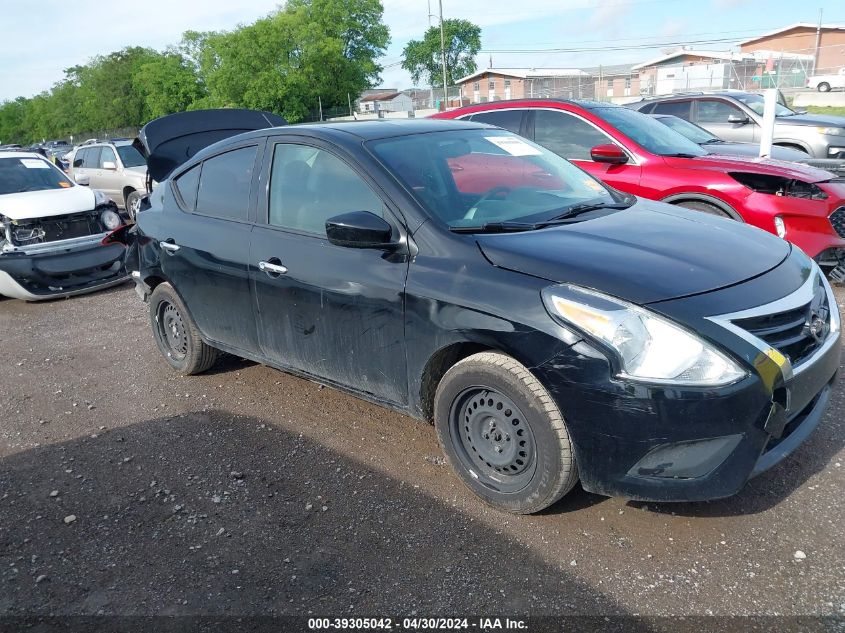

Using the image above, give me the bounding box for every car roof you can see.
[638,91,758,101]
[448,98,622,111]
[0,151,45,160]
[238,118,493,142]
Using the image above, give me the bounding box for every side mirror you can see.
[727,114,750,124]
[590,144,629,164]
[102,161,117,170]
[326,211,396,249]
[75,174,90,186]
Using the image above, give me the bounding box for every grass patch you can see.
[802,105,845,117]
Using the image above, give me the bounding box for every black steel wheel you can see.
[434,351,578,514]
[450,387,537,493]
[149,283,218,375]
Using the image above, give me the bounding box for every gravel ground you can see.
[0,283,843,620]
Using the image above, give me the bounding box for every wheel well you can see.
[419,342,491,422]
[773,142,809,154]
[143,275,166,291]
[661,193,743,221]
[122,186,136,201]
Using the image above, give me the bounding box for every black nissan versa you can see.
[123,111,841,514]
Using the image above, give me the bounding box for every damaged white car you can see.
[0,151,129,300]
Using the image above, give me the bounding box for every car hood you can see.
[776,112,845,128]
[475,200,791,304]
[0,186,96,221]
[663,153,836,182]
[134,109,286,182]
[701,141,810,161]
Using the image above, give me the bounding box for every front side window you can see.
[732,93,794,117]
[0,156,74,195]
[695,99,743,124]
[81,148,99,168]
[368,129,619,229]
[99,147,117,168]
[268,144,383,236]
[594,106,707,157]
[533,110,609,160]
[195,146,257,221]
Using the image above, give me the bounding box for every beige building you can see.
[739,23,845,75]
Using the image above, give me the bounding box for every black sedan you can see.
[123,112,841,513]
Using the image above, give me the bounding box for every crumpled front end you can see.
[0,209,128,300]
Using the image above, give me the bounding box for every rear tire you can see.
[149,283,218,375]
[673,199,734,219]
[818,82,831,93]
[433,351,578,514]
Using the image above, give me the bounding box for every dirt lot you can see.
[0,283,843,622]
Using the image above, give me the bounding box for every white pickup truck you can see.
[807,68,845,92]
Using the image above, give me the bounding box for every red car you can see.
[433,100,845,268]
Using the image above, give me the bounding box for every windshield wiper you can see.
[450,201,632,234]
[662,152,701,158]
[701,139,724,144]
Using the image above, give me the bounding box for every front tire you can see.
[818,82,831,93]
[149,283,218,375]
[433,352,578,514]
[125,191,143,222]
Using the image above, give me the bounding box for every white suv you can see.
[70,140,149,219]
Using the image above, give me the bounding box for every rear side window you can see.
[173,164,201,211]
[79,148,98,168]
[652,101,692,119]
[533,110,609,160]
[470,110,524,133]
[195,146,257,222]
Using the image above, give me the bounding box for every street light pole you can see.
[439,0,448,108]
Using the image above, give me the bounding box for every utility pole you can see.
[439,0,448,108]
[348,93,353,117]
[813,8,823,75]
[318,96,323,122]
[428,0,435,108]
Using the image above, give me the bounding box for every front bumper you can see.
[533,269,842,502]
[0,233,128,300]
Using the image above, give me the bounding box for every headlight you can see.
[817,127,845,137]
[100,209,121,231]
[542,284,747,386]
[774,216,786,238]
[93,189,111,207]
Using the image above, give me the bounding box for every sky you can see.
[1,0,844,101]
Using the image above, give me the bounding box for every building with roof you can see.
[738,23,845,75]
[357,91,413,114]
[454,68,594,103]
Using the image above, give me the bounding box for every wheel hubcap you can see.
[450,388,537,492]
[158,302,187,360]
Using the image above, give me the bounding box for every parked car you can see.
[627,91,845,171]
[807,68,845,92]
[0,151,128,300]
[69,140,149,219]
[650,113,845,176]
[433,99,845,270]
[120,111,841,514]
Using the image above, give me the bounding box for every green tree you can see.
[134,52,207,120]
[401,19,481,87]
[188,0,390,121]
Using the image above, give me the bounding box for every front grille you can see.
[831,206,845,239]
[732,281,831,367]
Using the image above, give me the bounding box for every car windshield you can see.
[654,115,719,144]
[593,107,707,157]
[367,129,622,229]
[0,156,74,195]
[733,93,795,117]
[116,144,146,168]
